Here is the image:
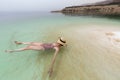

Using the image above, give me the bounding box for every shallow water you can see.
[0,12,120,80]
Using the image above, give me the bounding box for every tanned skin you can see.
[5,41,64,77]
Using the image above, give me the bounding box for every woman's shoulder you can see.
[53,43,59,47]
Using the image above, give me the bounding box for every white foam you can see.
[112,32,120,39]
[107,31,120,48]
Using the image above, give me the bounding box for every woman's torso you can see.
[42,43,54,50]
[42,43,60,50]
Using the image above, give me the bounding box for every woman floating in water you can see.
[5,37,67,77]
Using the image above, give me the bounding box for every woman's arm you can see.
[48,47,59,77]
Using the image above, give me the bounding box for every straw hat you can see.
[57,37,66,46]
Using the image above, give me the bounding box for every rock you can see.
[61,0,120,16]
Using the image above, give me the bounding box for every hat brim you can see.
[57,40,66,46]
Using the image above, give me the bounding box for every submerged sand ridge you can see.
[43,25,120,80]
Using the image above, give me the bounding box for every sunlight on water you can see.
[0,12,120,80]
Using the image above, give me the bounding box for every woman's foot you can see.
[5,50,13,53]
[14,41,22,45]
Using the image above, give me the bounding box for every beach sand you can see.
[40,25,120,80]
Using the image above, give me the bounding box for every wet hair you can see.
[60,44,64,46]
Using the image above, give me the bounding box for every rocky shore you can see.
[61,0,120,16]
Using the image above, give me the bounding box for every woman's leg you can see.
[5,47,28,53]
[14,41,43,46]
[14,41,32,45]
[5,45,45,53]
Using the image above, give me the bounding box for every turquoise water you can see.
[0,12,120,80]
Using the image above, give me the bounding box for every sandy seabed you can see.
[40,24,120,80]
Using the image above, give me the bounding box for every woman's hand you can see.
[48,67,53,77]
